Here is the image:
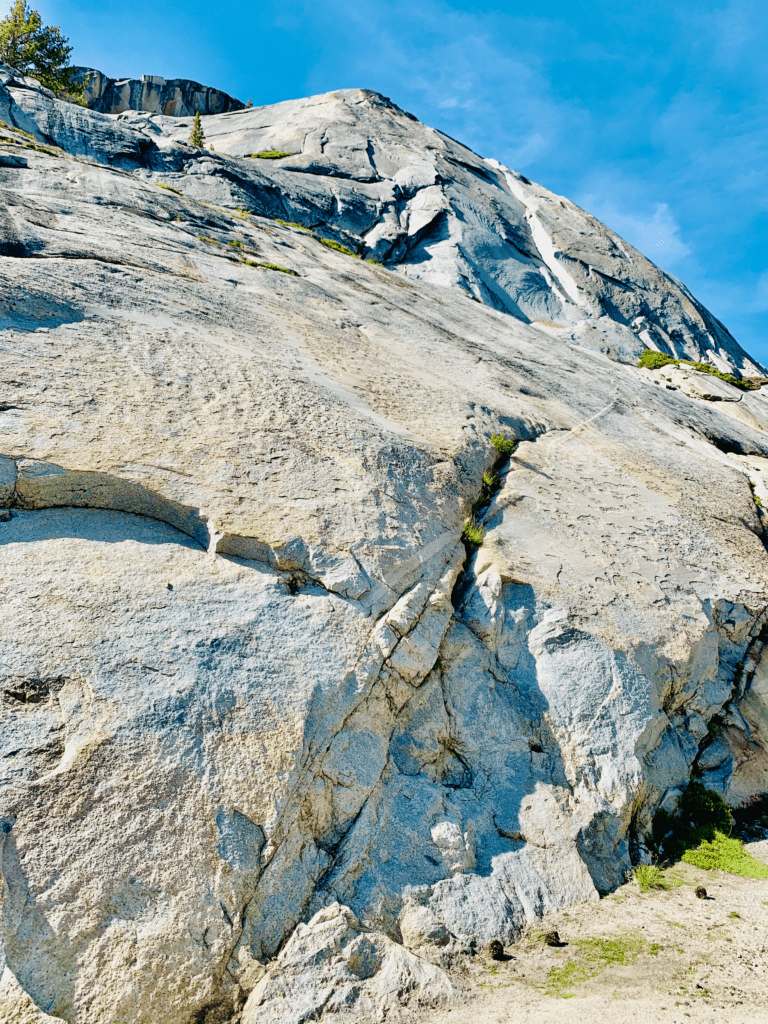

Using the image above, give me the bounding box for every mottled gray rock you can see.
[241,903,454,1024]
[1,64,762,376]
[70,67,244,116]
[1,68,768,1024]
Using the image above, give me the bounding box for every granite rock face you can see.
[1,65,768,1023]
[70,66,244,116]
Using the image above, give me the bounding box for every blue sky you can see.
[27,1,768,363]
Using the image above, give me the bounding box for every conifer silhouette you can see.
[189,111,205,148]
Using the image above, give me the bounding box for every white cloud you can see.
[577,188,691,271]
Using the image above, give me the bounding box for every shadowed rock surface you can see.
[1,63,768,1023]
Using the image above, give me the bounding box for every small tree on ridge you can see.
[189,110,205,148]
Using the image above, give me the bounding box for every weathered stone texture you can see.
[71,66,244,116]
[1,65,767,1023]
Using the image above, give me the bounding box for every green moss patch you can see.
[250,150,293,159]
[547,933,646,997]
[155,183,183,196]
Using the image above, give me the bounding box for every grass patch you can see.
[634,864,671,893]
[0,119,35,140]
[250,150,293,159]
[227,239,245,249]
[155,183,183,196]
[242,260,297,276]
[682,832,768,879]
[547,933,646,997]
[320,237,361,258]
[637,349,758,391]
[275,218,311,231]
[197,235,220,245]
[462,520,485,546]
[491,433,518,455]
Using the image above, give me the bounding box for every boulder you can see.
[241,904,454,1024]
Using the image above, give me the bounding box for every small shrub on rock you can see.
[491,433,517,455]
[462,520,484,546]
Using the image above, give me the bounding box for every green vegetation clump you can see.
[0,1,79,96]
[0,118,35,140]
[227,239,245,250]
[189,111,205,148]
[320,237,361,258]
[197,235,219,245]
[250,150,292,159]
[638,350,678,370]
[242,260,297,275]
[651,781,732,862]
[634,864,670,893]
[637,349,758,391]
[491,433,518,455]
[547,933,646,997]
[155,183,183,196]
[650,780,768,879]
[682,832,768,879]
[462,520,485,546]
[275,218,311,231]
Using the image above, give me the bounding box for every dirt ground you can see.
[419,839,768,1024]
[2,847,767,1024]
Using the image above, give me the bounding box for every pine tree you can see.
[0,1,76,95]
[246,98,253,108]
[189,110,205,148]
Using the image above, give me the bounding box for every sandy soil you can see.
[2,847,767,1024]
[419,840,768,1024]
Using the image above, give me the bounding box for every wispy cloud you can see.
[54,0,768,361]
[577,188,691,270]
